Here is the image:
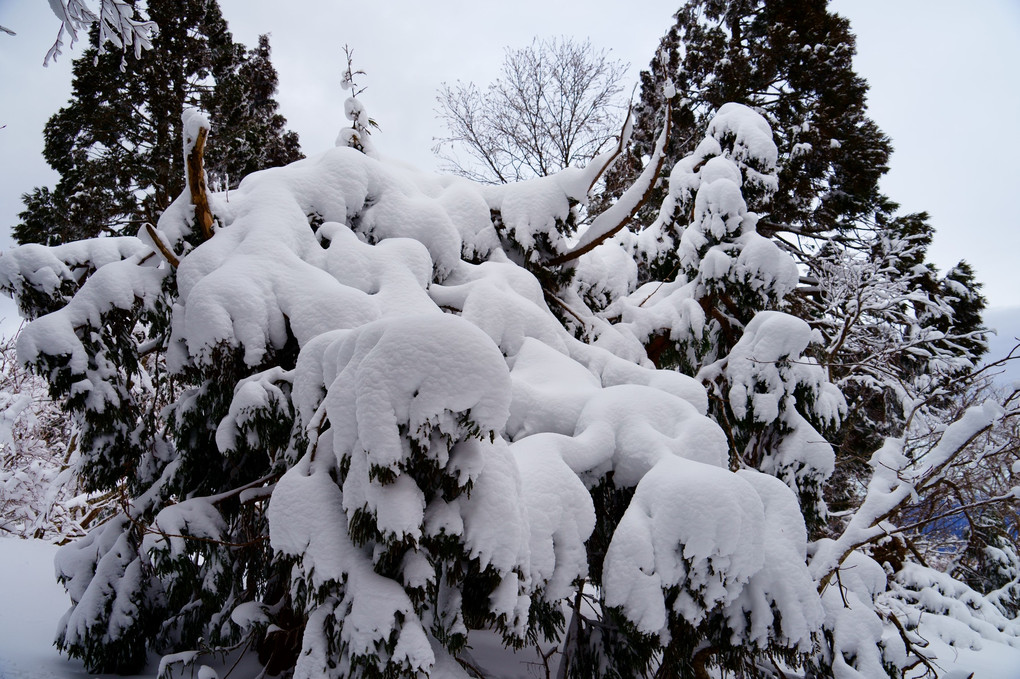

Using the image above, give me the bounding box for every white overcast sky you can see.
[1,0,1019,330]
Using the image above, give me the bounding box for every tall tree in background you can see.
[203,33,301,186]
[13,0,301,246]
[605,0,890,234]
[434,37,627,183]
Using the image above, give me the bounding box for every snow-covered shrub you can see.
[0,96,800,677]
[603,461,822,669]
[2,92,1016,679]
[0,333,87,541]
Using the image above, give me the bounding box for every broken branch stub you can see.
[186,123,215,241]
[145,223,180,268]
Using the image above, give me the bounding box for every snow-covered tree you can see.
[598,0,992,563]
[800,213,991,517]
[882,376,1020,618]
[602,103,845,524]
[606,0,987,388]
[15,0,302,246]
[604,0,891,234]
[1,63,1016,679]
[808,391,1020,677]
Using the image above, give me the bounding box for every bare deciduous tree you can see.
[434,36,628,184]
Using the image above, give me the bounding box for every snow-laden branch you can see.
[45,0,156,67]
[810,399,1009,591]
[546,103,669,266]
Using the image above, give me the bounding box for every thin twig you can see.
[637,260,683,308]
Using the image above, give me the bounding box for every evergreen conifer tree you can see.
[604,0,891,235]
[13,0,302,246]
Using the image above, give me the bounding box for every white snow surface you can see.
[603,460,823,653]
[706,102,780,195]
[603,456,768,633]
[268,456,436,677]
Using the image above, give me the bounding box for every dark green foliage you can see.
[560,478,656,679]
[11,205,300,674]
[14,0,302,246]
[926,261,988,373]
[605,0,891,234]
[203,34,304,187]
[568,606,658,679]
[577,3,998,674]
[55,517,165,675]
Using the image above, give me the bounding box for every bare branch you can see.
[434,37,628,183]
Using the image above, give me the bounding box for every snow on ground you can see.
[0,537,107,679]
[0,538,206,679]
[0,537,553,679]
[3,535,1020,678]
[911,637,1020,679]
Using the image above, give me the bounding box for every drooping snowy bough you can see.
[2,97,1017,679]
